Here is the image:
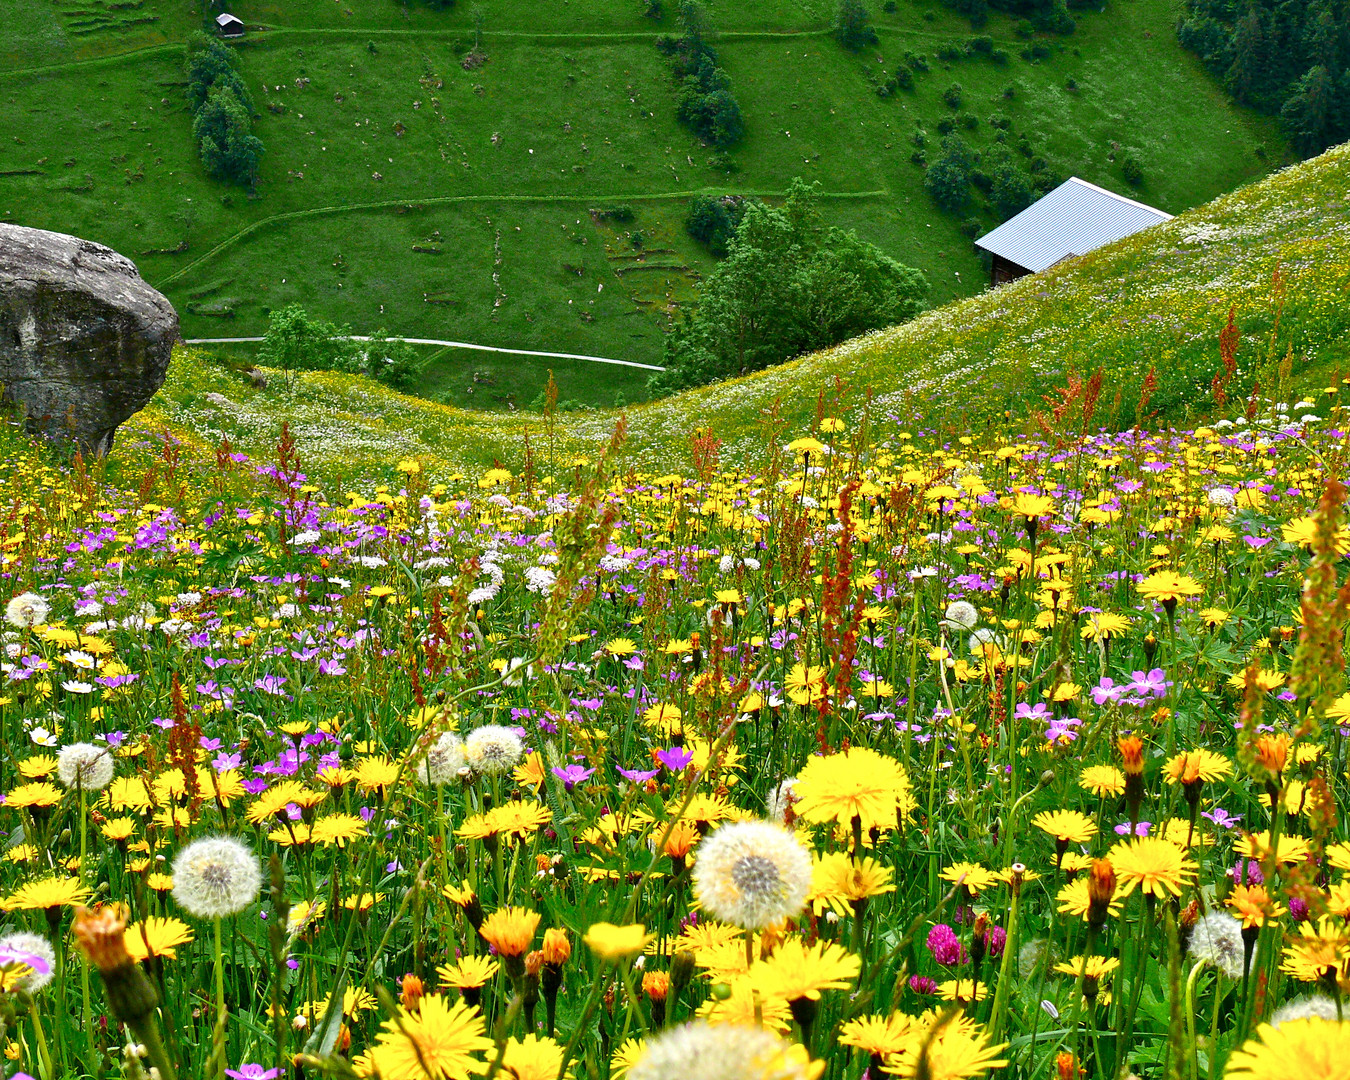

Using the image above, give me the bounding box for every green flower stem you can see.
[213,916,226,1080]
[987,880,1022,1043]
[1184,959,1206,1080]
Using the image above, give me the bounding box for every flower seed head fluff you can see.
[5,592,49,629]
[464,725,524,775]
[172,836,262,919]
[765,779,799,825]
[0,931,56,992]
[692,820,812,930]
[417,732,466,786]
[56,742,115,791]
[1187,911,1245,978]
[1271,995,1340,1027]
[629,1021,821,1080]
[942,601,979,631]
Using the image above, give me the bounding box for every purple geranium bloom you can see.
[655,746,694,772]
[213,751,243,773]
[1202,806,1241,829]
[1114,820,1152,837]
[1090,678,1123,706]
[226,1066,282,1080]
[1013,702,1051,722]
[551,764,595,791]
[618,766,660,784]
[1127,668,1171,699]
[1045,717,1082,743]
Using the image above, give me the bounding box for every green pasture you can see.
[2,0,1284,405]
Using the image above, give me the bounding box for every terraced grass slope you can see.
[2,0,1283,408]
[142,142,1350,475]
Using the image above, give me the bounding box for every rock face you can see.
[0,224,178,455]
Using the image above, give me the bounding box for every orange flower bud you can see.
[1086,859,1117,927]
[72,904,131,974]
[400,974,424,1013]
[1117,735,1145,776]
[642,970,671,1002]
[525,950,545,978]
[541,927,571,967]
[1254,732,1290,778]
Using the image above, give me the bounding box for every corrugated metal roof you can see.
[974,177,1171,274]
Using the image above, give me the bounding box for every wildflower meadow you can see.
[1,380,1349,1080]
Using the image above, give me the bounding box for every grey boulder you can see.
[0,223,178,456]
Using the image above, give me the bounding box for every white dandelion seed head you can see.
[464,725,524,775]
[1271,994,1340,1027]
[171,836,262,919]
[1187,912,1245,979]
[6,593,49,629]
[56,742,115,791]
[630,1021,816,1080]
[1019,937,1059,979]
[691,819,812,930]
[417,732,466,787]
[942,601,979,631]
[0,931,56,992]
[765,779,799,825]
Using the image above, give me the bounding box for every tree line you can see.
[186,32,265,188]
[656,2,744,151]
[1179,0,1349,156]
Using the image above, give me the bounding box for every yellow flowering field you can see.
[2,364,1350,1080]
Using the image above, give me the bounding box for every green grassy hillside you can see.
[142,141,1350,475]
[3,0,1283,406]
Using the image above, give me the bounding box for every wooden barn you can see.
[216,12,246,37]
[974,177,1171,288]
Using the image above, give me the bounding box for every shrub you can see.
[966,35,994,55]
[833,0,879,50]
[653,179,927,393]
[685,194,750,255]
[943,82,964,108]
[959,216,984,237]
[184,31,262,189]
[924,135,974,211]
[960,111,979,129]
[936,116,957,134]
[1122,154,1144,185]
[937,44,963,62]
[991,161,1035,217]
[893,65,914,90]
[904,51,930,72]
[192,84,264,187]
